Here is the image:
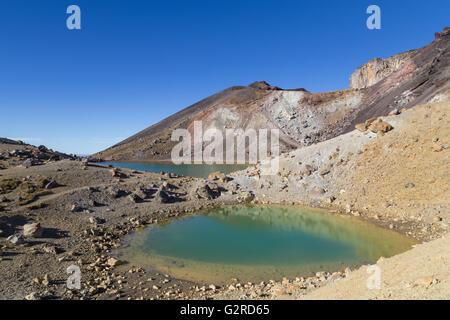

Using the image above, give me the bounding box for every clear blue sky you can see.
[1,0,448,155]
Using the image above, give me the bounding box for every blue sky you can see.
[1,0,449,155]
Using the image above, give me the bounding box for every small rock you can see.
[128,193,142,203]
[344,268,351,277]
[239,191,254,203]
[7,234,24,245]
[389,109,399,116]
[23,222,44,238]
[107,186,122,198]
[134,188,148,200]
[25,292,40,300]
[310,187,325,196]
[208,171,228,182]
[45,180,59,189]
[355,123,369,132]
[107,258,122,267]
[88,217,103,224]
[208,284,216,291]
[414,277,433,287]
[42,245,58,254]
[196,184,217,200]
[369,120,393,134]
[23,158,35,168]
[432,143,443,152]
[42,274,51,286]
[327,196,336,203]
[156,190,170,203]
[70,202,86,213]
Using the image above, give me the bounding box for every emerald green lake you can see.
[100,161,248,178]
[117,205,417,283]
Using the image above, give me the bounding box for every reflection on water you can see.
[100,161,248,178]
[117,205,417,283]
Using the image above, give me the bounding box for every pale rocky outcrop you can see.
[349,51,414,89]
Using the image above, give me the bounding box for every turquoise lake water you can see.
[100,161,248,178]
[117,205,417,283]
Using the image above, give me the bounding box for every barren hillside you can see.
[95,28,450,161]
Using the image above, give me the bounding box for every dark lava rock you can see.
[156,190,170,203]
[107,186,123,198]
[196,183,217,200]
[23,158,36,168]
[45,180,59,189]
[128,193,142,203]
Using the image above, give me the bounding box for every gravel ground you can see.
[0,101,448,300]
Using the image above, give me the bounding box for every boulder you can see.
[369,120,393,133]
[23,222,44,238]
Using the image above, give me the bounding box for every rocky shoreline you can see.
[0,102,449,300]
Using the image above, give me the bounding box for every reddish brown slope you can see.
[95,28,449,161]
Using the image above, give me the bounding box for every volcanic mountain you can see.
[95,28,450,161]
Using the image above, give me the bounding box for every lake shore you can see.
[0,102,448,300]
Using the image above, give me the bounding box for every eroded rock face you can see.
[349,51,414,89]
[94,29,449,162]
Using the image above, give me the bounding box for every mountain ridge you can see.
[95,28,450,161]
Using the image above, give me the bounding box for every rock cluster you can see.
[355,118,393,134]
